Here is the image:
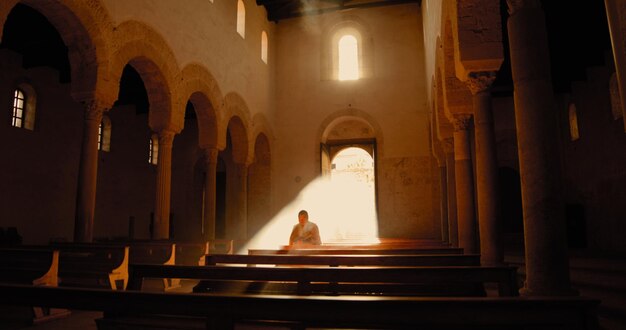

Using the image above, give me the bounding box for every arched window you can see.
[11,89,25,128]
[237,0,246,38]
[321,19,373,81]
[10,84,36,130]
[149,134,159,165]
[569,103,580,141]
[261,30,268,64]
[99,115,112,152]
[338,35,359,80]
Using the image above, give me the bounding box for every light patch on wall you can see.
[239,176,379,251]
[261,30,268,64]
[338,35,359,81]
[237,0,245,38]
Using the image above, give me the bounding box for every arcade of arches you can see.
[0,0,625,302]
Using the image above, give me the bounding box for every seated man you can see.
[289,210,322,246]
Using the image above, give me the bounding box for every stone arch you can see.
[441,18,472,119]
[318,108,384,163]
[0,0,116,106]
[111,20,180,132]
[248,131,271,237]
[251,112,274,152]
[179,63,224,149]
[222,92,252,163]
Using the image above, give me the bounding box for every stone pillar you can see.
[443,138,458,247]
[507,0,573,295]
[74,101,104,243]
[233,163,248,240]
[203,147,218,240]
[605,0,626,129]
[467,71,503,266]
[153,130,175,240]
[452,114,477,254]
[439,163,449,244]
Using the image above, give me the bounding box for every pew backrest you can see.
[0,247,59,286]
[50,243,129,290]
[248,247,464,255]
[128,264,518,296]
[0,284,599,330]
[205,253,480,267]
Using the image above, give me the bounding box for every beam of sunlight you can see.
[240,149,378,252]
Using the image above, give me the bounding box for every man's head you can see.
[298,210,309,225]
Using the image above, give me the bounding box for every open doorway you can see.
[320,142,378,244]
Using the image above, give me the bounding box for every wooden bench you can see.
[0,284,600,329]
[128,264,519,297]
[0,247,59,286]
[175,240,234,266]
[249,247,464,255]
[0,247,71,325]
[50,243,129,290]
[205,253,480,267]
[124,241,178,290]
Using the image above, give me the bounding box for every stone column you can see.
[507,0,572,295]
[74,101,104,243]
[443,138,458,247]
[153,130,175,240]
[605,0,626,129]
[439,163,449,244]
[452,114,477,254]
[233,163,248,240]
[468,71,503,266]
[203,147,218,240]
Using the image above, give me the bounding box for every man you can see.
[289,210,322,246]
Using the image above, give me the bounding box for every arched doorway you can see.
[325,146,377,243]
[319,115,380,244]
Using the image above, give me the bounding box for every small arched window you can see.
[322,19,373,81]
[99,115,112,152]
[338,34,359,81]
[11,89,25,128]
[569,103,580,141]
[237,0,246,38]
[149,134,159,165]
[10,85,36,130]
[261,30,268,64]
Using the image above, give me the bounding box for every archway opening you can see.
[324,146,377,243]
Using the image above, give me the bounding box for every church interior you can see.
[0,0,625,329]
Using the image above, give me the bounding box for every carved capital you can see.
[82,100,105,121]
[506,0,541,16]
[452,114,472,132]
[203,147,219,164]
[466,71,497,95]
[158,129,176,147]
[442,137,454,154]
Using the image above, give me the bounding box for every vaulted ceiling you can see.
[257,0,421,22]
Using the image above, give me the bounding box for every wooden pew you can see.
[248,247,464,255]
[128,264,519,297]
[50,243,129,291]
[0,247,71,324]
[205,253,480,267]
[124,241,178,290]
[175,240,234,266]
[92,240,180,290]
[0,284,600,329]
[0,247,59,286]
